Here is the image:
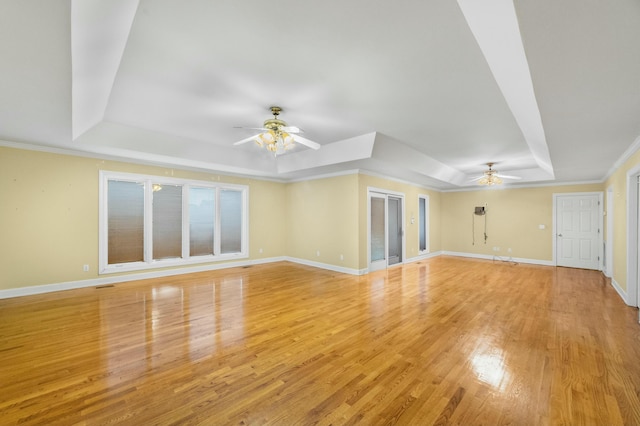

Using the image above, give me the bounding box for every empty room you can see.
[2,0,640,424]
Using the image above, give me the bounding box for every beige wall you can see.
[441,183,603,261]
[0,146,287,291]
[1,148,99,290]
[604,149,640,293]
[3,143,640,298]
[285,174,359,268]
[1,147,443,292]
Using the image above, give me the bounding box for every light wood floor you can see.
[2,257,640,425]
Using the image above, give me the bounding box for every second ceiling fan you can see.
[472,162,521,186]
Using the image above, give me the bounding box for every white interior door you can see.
[555,193,601,270]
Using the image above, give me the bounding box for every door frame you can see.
[605,185,614,278]
[418,194,430,255]
[626,164,640,308]
[552,191,603,270]
[367,187,405,272]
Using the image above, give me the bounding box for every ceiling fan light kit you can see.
[255,130,295,156]
[478,172,503,186]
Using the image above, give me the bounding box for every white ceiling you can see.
[1,0,639,190]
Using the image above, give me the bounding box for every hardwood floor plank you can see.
[433,386,466,425]
[2,257,640,424]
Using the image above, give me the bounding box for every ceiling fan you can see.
[233,106,321,156]
[472,162,521,186]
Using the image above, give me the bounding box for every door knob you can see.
[558,234,563,237]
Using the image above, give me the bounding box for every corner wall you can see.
[285,174,360,270]
[604,148,640,295]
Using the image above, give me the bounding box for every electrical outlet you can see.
[340,254,344,261]
[316,250,320,257]
[259,248,263,254]
[507,248,512,253]
[83,264,89,272]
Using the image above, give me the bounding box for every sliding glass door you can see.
[368,190,404,272]
[369,193,387,272]
[388,196,402,266]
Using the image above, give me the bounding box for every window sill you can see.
[99,252,248,275]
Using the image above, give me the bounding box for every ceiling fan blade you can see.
[233,126,269,132]
[292,135,320,150]
[494,173,521,180]
[282,126,303,134]
[233,134,260,145]
[469,175,484,182]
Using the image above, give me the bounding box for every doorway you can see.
[368,189,405,272]
[553,192,603,270]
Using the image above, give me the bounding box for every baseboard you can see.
[442,251,554,266]
[405,251,443,264]
[284,257,366,276]
[286,251,444,276]
[0,256,286,300]
[611,278,633,306]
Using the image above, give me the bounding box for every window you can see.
[189,187,215,256]
[419,195,429,253]
[107,180,144,264]
[152,184,183,260]
[220,189,243,254]
[99,171,248,274]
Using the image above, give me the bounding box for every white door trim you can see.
[626,165,640,308]
[605,185,614,278]
[367,187,406,272]
[368,191,388,273]
[418,194,430,255]
[552,191,603,270]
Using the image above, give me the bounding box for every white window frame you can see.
[99,171,249,274]
[418,194,430,254]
